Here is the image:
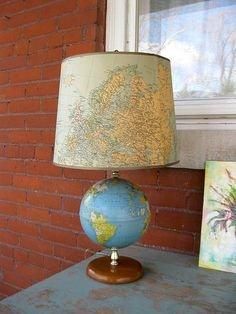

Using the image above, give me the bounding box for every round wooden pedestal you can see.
[87,256,143,284]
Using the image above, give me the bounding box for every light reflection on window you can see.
[138,0,236,100]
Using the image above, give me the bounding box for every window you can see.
[106,0,236,128]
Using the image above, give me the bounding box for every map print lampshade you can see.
[54,52,178,284]
[53,52,178,170]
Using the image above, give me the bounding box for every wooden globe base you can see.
[87,256,143,284]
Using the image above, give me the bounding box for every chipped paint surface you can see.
[1,246,236,314]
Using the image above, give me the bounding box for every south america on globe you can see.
[79,177,150,248]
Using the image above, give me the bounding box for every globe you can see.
[80,177,150,249]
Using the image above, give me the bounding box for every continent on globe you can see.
[90,212,117,245]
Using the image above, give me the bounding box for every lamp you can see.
[54,52,178,284]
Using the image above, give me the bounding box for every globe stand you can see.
[80,171,150,284]
[87,248,143,284]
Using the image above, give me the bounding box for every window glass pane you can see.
[138,0,236,100]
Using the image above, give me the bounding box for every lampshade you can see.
[54,52,178,169]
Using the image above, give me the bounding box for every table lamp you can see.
[54,52,178,284]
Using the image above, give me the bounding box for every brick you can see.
[5,145,26,158]
[59,10,97,29]
[63,168,106,181]
[76,233,101,252]
[0,159,25,173]
[0,115,25,129]
[15,263,47,282]
[155,209,202,233]
[0,45,13,58]
[9,99,40,113]
[0,188,26,203]
[22,145,36,158]
[5,145,35,159]
[0,85,26,100]
[51,212,82,231]
[0,56,26,70]
[0,230,19,245]
[4,271,31,289]
[0,0,26,16]
[0,256,14,271]
[119,169,158,186]
[140,226,194,252]
[28,252,44,267]
[28,47,62,66]
[8,10,40,28]
[62,197,81,213]
[13,175,41,190]
[0,16,8,31]
[65,41,96,57]
[29,33,63,53]
[20,235,53,255]
[43,256,61,272]
[0,71,8,84]
[14,248,28,263]
[54,244,84,263]
[42,64,60,80]
[0,282,19,296]
[0,102,8,114]
[24,19,57,38]
[18,206,51,224]
[0,173,12,185]
[0,29,20,44]
[40,226,77,246]
[186,191,204,212]
[41,98,58,113]
[0,144,5,156]
[40,0,77,19]
[149,205,156,225]
[14,175,89,196]
[27,191,61,210]
[7,130,53,144]
[78,0,98,11]
[26,81,59,97]
[26,160,61,176]
[0,244,14,258]
[158,168,205,190]
[63,25,97,44]
[23,0,49,10]
[60,260,73,271]
[0,202,18,216]
[35,145,53,160]
[10,68,41,83]
[14,39,29,55]
[0,215,8,228]
[144,187,187,209]
[8,219,39,236]
[25,113,57,128]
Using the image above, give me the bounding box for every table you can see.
[1,246,236,313]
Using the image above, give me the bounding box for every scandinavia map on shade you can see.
[53,53,178,170]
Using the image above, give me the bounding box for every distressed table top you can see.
[0,246,236,314]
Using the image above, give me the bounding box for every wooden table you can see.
[1,246,236,313]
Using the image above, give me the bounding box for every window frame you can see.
[106,0,236,130]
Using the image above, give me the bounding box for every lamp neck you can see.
[111,171,120,178]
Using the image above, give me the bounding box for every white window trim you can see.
[106,0,236,130]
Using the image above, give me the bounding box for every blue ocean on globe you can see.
[79,177,150,249]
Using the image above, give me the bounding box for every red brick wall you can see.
[0,0,204,299]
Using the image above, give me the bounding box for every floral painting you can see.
[199,161,236,273]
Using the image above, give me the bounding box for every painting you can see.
[199,161,236,273]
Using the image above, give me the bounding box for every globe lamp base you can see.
[87,255,143,284]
